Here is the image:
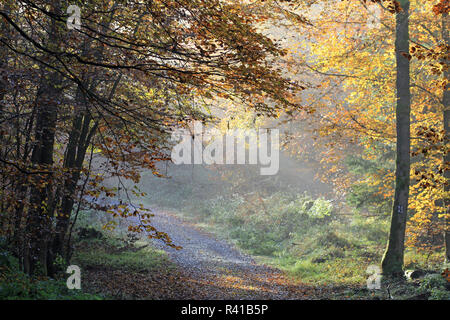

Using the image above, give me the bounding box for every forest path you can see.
[130,208,319,299]
[86,197,323,299]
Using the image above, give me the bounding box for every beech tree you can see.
[263,0,450,274]
[0,0,299,275]
[381,0,411,276]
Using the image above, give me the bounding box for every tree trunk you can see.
[52,100,91,265]
[25,73,62,275]
[51,9,118,266]
[381,0,411,276]
[24,1,62,276]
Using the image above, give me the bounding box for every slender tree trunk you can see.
[443,12,450,264]
[52,100,91,264]
[25,1,62,275]
[51,9,119,266]
[25,73,62,275]
[381,0,411,276]
[51,119,83,261]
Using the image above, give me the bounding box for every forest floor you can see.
[72,197,445,300]
[76,207,361,299]
[131,209,331,299]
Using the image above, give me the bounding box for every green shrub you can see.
[417,274,450,300]
[177,191,392,286]
[307,198,333,219]
[0,257,102,300]
[349,215,389,244]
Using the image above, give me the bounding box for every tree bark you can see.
[52,96,91,265]
[24,1,62,275]
[381,0,411,276]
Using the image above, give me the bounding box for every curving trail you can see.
[133,208,319,299]
[86,197,323,299]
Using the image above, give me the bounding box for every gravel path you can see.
[87,197,318,299]
[148,209,259,274]
[133,208,318,299]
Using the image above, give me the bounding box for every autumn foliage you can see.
[0,0,297,276]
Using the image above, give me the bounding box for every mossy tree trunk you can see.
[381,0,411,276]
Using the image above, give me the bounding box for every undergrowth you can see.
[140,178,448,299]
